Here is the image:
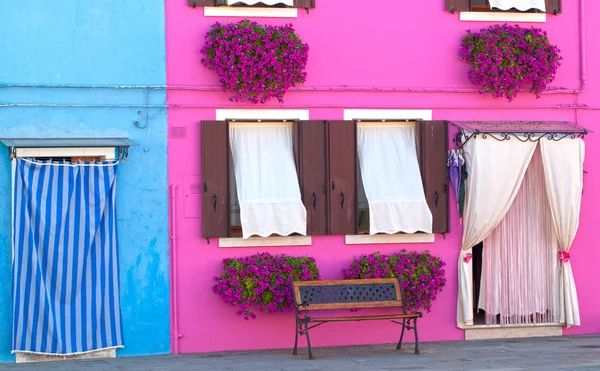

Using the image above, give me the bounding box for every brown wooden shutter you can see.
[545,0,561,14]
[328,120,357,236]
[445,0,470,12]
[201,120,230,238]
[297,120,328,235]
[293,0,315,8]
[188,0,216,7]
[418,121,449,234]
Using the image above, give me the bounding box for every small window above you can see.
[446,0,561,14]
[0,137,138,161]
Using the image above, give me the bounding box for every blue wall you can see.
[0,0,169,362]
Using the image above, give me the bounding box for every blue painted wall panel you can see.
[0,0,169,362]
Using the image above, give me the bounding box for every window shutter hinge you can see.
[450,7,455,14]
[203,183,208,192]
[193,1,197,8]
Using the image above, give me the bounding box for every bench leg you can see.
[414,318,420,355]
[305,322,314,360]
[396,318,406,350]
[293,320,299,355]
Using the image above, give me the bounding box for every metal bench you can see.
[292,278,422,359]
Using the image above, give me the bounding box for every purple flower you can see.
[213,252,320,320]
[200,20,309,104]
[459,24,562,101]
[342,250,447,313]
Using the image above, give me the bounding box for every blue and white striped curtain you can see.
[12,159,124,356]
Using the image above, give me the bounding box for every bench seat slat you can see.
[310,313,421,322]
[303,301,404,310]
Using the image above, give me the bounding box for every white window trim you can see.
[216,109,309,121]
[459,11,546,22]
[215,109,310,248]
[204,6,298,18]
[343,109,435,245]
[15,147,116,159]
[12,146,117,363]
[343,109,433,121]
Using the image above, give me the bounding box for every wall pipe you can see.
[1,102,599,110]
[169,184,182,353]
[0,83,580,95]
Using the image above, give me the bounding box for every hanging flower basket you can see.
[342,251,446,313]
[213,252,320,320]
[459,24,562,101]
[201,20,309,104]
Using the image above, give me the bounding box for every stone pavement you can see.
[2,335,600,371]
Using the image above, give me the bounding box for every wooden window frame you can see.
[201,116,316,247]
[345,120,448,239]
[188,0,315,9]
[201,113,449,245]
[446,0,561,15]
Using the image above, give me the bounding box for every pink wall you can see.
[166,0,600,353]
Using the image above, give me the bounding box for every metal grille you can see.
[299,283,398,304]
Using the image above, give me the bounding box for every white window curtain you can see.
[478,147,560,326]
[458,135,537,326]
[488,0,546,11]
[357,122,432,235]
[229,122,306,239]
[540,139,585,327]
[227,0,294,5]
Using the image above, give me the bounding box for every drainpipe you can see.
[169,184,182,353]
[546,0,586,95]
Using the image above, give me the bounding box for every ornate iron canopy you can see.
[450,121,589,147]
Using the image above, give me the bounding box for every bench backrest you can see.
[292,278,406,311]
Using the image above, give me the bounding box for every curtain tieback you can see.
[463,252,473,263]
[558,251,571,263]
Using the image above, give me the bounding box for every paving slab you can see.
[1,335,600,370]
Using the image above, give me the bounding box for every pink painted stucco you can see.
[166,0,600,354]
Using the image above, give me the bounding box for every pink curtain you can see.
[479,147,560,325]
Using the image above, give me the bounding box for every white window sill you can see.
[345,234,435,245]
[204,6,298,18]
[463,323,563,340]
[219,236,311,248]
[460,11,546,22]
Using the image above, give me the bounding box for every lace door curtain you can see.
[478,147,560,325]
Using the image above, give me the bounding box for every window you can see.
[446,0,561,14]
[201,119,449,244]
[471,0,545,12]
[202,120,326,242]
[189,0,315,9]
[228,121,306,239]
[356,122,432,236]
